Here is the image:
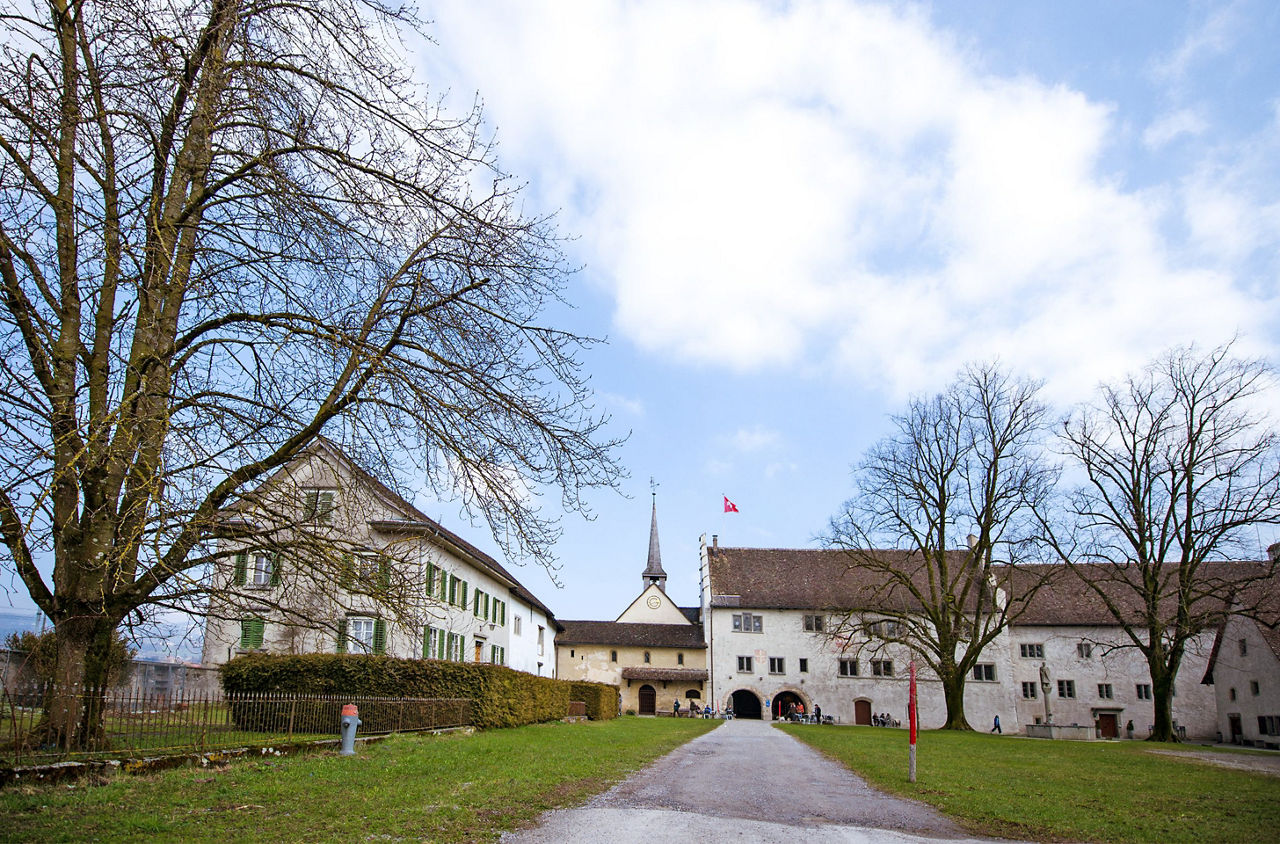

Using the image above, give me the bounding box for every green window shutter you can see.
[438,629,447,660]
[500,601,506,626]
[483,593,490,621]
[339,554,354,590]
[269,553,281,586]
[239,619,251,649]
[304,490,319,520]
[426,563,437,598]
[234,552,248,586]
[251,618,265,649]
[378,555,391,589]
[460,581,468,609]
[318,490,334,523]
[373,618,387,654]
[336,618,348,653]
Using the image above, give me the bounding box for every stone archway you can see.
[772,689,806,720]
[638,684,656,715]
[729,689,762,719]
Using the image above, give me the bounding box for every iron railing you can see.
[1,684,471,766]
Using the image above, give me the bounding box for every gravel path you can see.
[503,719,1011,843]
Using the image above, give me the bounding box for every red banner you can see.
[908,660,918,745]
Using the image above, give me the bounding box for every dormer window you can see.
[303,489,335,523]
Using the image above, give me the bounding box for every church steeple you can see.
[642,479,667,592]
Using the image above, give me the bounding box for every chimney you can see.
[1268,542,1280,564]
[967,534,979,551]
[712,534,718,548]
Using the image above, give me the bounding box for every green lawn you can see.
[780,723,1280,843]
[2,716,718,843]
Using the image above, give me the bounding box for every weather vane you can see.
[650,476,659,500]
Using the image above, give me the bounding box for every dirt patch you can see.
[1149,748,1280,777]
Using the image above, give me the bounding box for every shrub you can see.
[219,654,608,730]
[569,681,620,720]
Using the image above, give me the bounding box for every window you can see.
[803,614,825,632]
[838,659,859,677]
[1057,679,1076,699]
[868,620,901,637]
[234,551,278,588]
[1021,681,1038,699]
[1098,683,1113,700]
[1020,643,1044,659]
[678,653,685,665]
[302,489,335,523]
[537,625,545,656]
[239,617,265,650]
[426,563,444,598]
[1252,680,1261,696]
[644,651,651,664]
[1136,683,1152,700]
[799,658,808,673]
[251,551,276,587]
[872,659,894,677]
[513,615,522,635]
[1239,638,1248,656]
[490,645,505,665]
[737,656,753,673]
[493,599,506,626]
[1259,715,1280,736]
[340,616,384,655]
[1077,642,1092,658]
[1229,687,1237,701]
[424,625,462,661]
[447,574,468,608]
[357,553,389,589]
[732,613,763,633]
[610,650,618,662]
[972,663,996,682]
[769,657,785,674]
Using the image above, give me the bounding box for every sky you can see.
[5,1,1280,656]
[402,0,1280,622]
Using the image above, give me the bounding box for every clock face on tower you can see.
[646,595,662,609]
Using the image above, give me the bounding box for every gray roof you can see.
[642,497,666,579]
[557,620,706,649]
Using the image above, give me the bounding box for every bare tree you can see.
[1049,343,1280,742]
[828,364,1057,730]
[0,0,621,747]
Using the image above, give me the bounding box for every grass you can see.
[780,723,1280,843]
[1,716,717,842]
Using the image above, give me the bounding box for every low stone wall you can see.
[1025,724,1094,741]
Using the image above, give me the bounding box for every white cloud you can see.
[728,425,781,453]
[1144,108,1208,148]
[421,0,1279,402]
[1149,5,1241,82]
[598,391,645,417]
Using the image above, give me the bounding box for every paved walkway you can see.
[502,719,1010,843]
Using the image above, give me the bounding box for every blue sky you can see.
[404,0,1280,622]
[5,1,1279,655]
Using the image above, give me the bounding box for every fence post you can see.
[287,697,297,740]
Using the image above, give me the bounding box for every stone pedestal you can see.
[1025,724,1094,741]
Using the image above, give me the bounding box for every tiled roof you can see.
[706,545,1269,630]
[706,546,979,612]
[556,620,706,649]
[620,667,709,682]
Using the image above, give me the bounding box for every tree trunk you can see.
[35,615,120,751]
[1147,661,1177,743]
[940,670,973,730]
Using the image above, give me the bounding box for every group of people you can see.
[871,712,899,727]
[782,701,823,723]
[672,699,716,718]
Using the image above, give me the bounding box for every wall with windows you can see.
[556,643,703,712]
[201,446,557,677]
[1208,614,1280,747]
[1009,624,1216,739]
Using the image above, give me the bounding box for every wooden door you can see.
[1098,713,1118,738]
[638,684,656,715]
[855,699,872,725]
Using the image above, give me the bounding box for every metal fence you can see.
[1,684,471,766]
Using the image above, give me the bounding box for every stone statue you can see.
[1039,661,1052,724]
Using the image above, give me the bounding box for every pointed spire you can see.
[643,479,667,592]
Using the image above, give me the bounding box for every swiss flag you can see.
[723,496,739,513]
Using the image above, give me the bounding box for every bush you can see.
[569,681,619,720]
[3,629,134,687]
[219,654,615,731]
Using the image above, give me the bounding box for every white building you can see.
[1201,585,1280,748]
[697,537,1222,738]
[201,439,558,677]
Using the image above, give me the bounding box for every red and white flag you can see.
[723,496,739,513]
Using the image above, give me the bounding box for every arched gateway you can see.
[729,689,762,719]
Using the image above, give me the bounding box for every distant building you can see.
[556,497,708,714]
[201,439,558,677]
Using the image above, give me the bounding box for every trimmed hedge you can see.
[220,654,619,729]
[569,681,619,721]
